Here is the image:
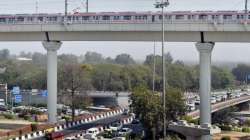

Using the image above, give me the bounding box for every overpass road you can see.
[187,95,250,119]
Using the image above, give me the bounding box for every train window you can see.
[176,15,184,20]
[135,16,141,20]
[142,15,147,20]
[93,16,99,20]
[199,15,207,20]
[188,15,191,19]
[48,17,57,21]
[212,15,218,19]
[82,16,89,20]
[17,17,24,22]
[223,15,232,20]
[38,17,43,21]
[114,16,120,20]
[248,15,250,19]
[0,18,6,22]
[159,15,162,20]
[73,16,79,21]
[123,15,131,20]
[67,16,71,20]
[237,15,244,19]
[27,17,33,21]
[165,15,171,19]
[102,15,110,20]
[8,18,15,22]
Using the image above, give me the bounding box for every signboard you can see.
[12,86,20,95]
[41,90,48,97]
[14,95,22,103]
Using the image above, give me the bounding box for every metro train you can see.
[0,11,249,24]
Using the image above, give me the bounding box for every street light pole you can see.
[155,0,169,139]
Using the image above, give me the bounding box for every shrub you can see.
[3,113,15,119]
[242,127,250,133]
[221,136,231,140]
[219,125,232,131]
[31,123,38,131]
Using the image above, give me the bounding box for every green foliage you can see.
[181,115,199,125]
[130,86,186,139]
[245,119,250,127]
[31,123,38,131]
[232,64,250,83]
[219,125,232,131]
[115,53,135,65]
[242,127,250,133]
[3,113,15,119]
[221,136,231,140]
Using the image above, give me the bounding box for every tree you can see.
[232,64,250,84]
[130,86,162,140]
[130,86,186,139]
[115,53,135,65]
[212,66,235,89]
[84,52,104,64]
[0,49,10,60]
[58,63,92,121]
[32,52,46,67]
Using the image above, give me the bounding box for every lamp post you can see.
[154,0,169,139]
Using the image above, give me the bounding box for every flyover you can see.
[0,21,249,42]
[187,95,250,119]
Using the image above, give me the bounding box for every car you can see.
[123,109,129,115]
[118,128,132,136]
[216,96,222,102]
[187,103,195,111]
[85,127,99,139]
[110,122,123,131]
[210,97,216,104]
[132,119,140,124]
[194,99,200,105]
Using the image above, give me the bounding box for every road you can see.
[33,114,127,140]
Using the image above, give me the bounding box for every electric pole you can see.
[153,41,156,92]
[65,0,68,17]
[35,0,38,14]
[86,0,89,13]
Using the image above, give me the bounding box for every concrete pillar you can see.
[42,41,62,123]
[196,42,214,140]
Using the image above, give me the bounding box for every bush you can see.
[3,113,15,119]
[242,127,250,133]
[23,115,31,121]
[31,123,38,131]
[221,136,231,140]
[219,125,232,131]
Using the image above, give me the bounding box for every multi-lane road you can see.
[33,114,129,140]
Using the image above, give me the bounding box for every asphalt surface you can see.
[33,114,127,140]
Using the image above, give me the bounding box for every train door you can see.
[152,15,155,22]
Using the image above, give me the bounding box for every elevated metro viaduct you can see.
[1,17,250,140]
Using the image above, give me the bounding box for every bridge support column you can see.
[196,42,214,140]
[42,41,62,123]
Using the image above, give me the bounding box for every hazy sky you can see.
[0,0,249,62]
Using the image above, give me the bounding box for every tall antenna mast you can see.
[86,0,89,13]
[35,0,38,14]
[153,41,156,92]
[246,0,248,14]
[65,0,68,16]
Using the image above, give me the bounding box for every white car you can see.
[85,127,100,139]
[210,97,216,104]
[110,122,123,131]
[118,128,132,136]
